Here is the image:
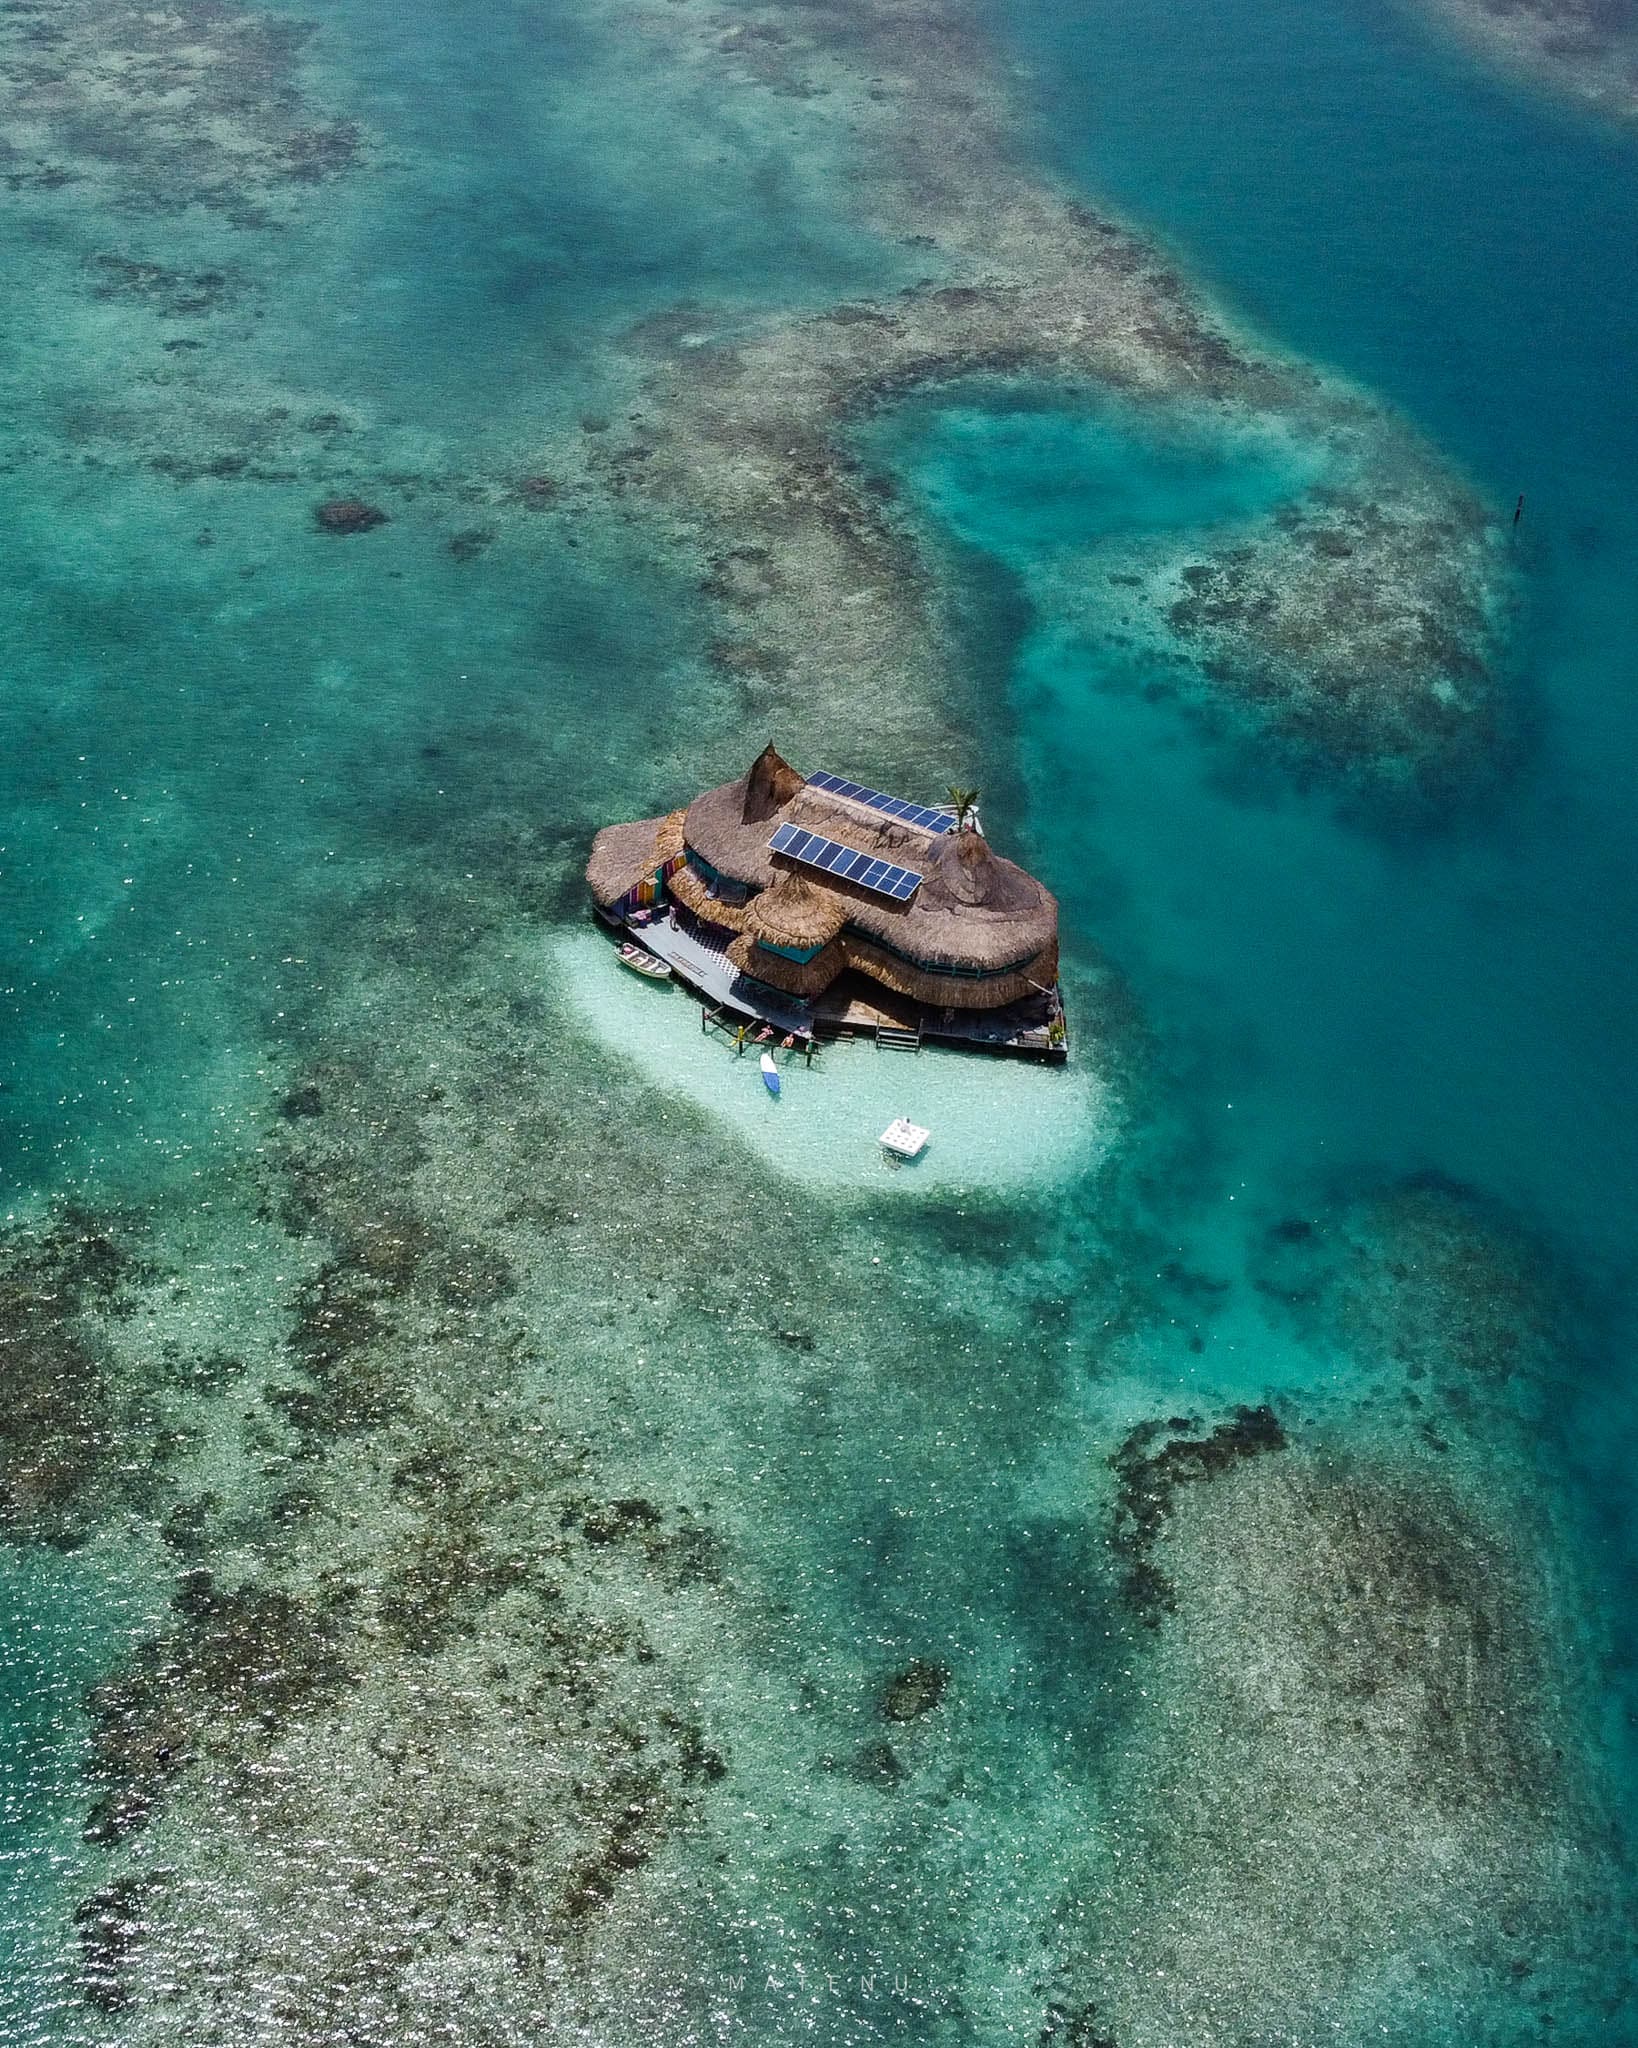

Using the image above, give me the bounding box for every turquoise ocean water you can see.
[995,0,1638,1678]
[2,0,1637,2038]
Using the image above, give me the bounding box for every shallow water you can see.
[2,0,1636,2038]
[550,931,1112,1194]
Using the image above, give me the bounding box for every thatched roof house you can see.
[587,745,1059,1012]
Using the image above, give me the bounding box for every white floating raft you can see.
[879,1116,930,1160]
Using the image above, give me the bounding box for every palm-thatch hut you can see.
[586,745,1064,1051]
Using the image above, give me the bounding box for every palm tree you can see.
[945,785,981,832]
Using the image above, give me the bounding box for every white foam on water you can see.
[547,930,1112,1195]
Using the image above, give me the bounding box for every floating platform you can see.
[880,1117,930,1159]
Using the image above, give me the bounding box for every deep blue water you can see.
[986,0,1638,1571]
[997,0,1638,1226]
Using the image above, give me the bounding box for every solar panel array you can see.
[806,771,955,834]
[768,822,923,901]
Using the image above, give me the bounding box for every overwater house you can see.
[587,745,1066,1058]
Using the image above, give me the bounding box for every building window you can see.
[686,850,751,906]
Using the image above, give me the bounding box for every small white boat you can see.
[618,940,672,982]
[879,1116,930,1160]
[760,1051,781,1097]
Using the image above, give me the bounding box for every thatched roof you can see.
[733,928,1059,1010]
[728,932,844,999]
[843,826,1057,973]
[592,746,1059,997]
[742,874,849,951]
[653,807,687,864]
[586,816,666,908]
[666,857,754,933]
[685,746,1057,972]
[922,827,1041,913]
[841,931,1059,1011]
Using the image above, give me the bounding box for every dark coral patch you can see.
[87,253,240,316]
[1110,1405,1287,1623]
[75,1873,162,2012]
[881,1657,951,1722]
[560,1766,668,1920]
[1039,1995,1118,2048]
[83,1570,356,1846]
[315,498,388,535]
[0,1209,154,1546]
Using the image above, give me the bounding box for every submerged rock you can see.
[881,1657,950,1722]
[849,1738,907,1787]
[314,498,388,535]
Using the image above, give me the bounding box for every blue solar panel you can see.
[769,822,922,901]
[807,771,955,834]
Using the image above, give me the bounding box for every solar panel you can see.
[768,822,922,901]
[806,771,956,834]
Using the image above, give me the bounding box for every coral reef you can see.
[1055,1430,1630,2044]
[0,0,1617,2040]
[83,1568,357,1847]
[1031,1171,1632,2044]
[1109,1405,1287,1621]
[0,1208,173,1546]
[75,1874,162,2014]
[1160,480,1508,799]
[1252,1170,1564,1405]
[0,0,366,225]
[591,0,1513,802]
[1417,0,1638,118]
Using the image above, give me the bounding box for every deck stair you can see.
[877,1023,922,1053]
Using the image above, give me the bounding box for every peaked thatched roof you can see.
[747,741,806,814]
[743,873,850,951]
[682,743,809,888]
[921,827,1041,913]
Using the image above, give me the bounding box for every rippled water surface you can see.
[2,0,1635,2039]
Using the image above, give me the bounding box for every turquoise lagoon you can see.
[1,0,1636,2038]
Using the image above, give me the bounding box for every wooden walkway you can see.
[624,912,817,1039]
